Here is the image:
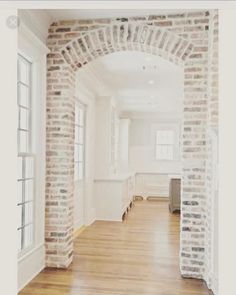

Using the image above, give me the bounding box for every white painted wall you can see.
[129,118,182,174]
[17,18,49,291]
[18,10,52,44]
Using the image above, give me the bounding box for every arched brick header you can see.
[59,24,194,70]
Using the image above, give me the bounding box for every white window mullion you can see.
[74,101,86,181]
[156,130,174,161]
[17,54,34,254]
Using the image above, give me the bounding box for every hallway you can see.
[20,201,211,295]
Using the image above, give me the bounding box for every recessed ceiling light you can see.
[148,80,154,85]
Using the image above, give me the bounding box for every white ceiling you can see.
[45,9,194,21]
[78,51,183,115]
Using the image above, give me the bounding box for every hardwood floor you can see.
[20,201,211,295]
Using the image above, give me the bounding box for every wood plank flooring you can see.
[19,200,211,295]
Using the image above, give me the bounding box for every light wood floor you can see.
[20,201,211,295]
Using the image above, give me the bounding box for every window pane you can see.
[156,131,164,144]
[156,145,173,160]
[25,179,33,202]
[75,125,79,144]
[24,224,33,249]
[166,131,174,144]
[17,204,22,229]
[74,145,79,162]
[75,105,79,125]
[25,157,34,178]
[78,145,83,161]
[74,103,85,182]
[166,145,173,160]
[19,58,30,85]
[156,130,174,144]
[164,146,169,159]
[18,130,28,153]
[74,162,79,181]
[18,229,22,251]
[17,54,33,253]
[79,127,84,144]
[20,107,29,130]
[78,162,83,180]
[79,108,84,126]
[19,84,29,107]
[17,181,23,204]
[156,145,162,159]
[24,202,33,225]
[18,157,23,179]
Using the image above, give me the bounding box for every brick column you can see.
[45,52,75,268]
[181,55,209,279]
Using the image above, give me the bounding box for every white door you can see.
[74,101,86,230]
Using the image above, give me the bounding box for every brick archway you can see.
[59,24,194,69]
[46,11,218,285]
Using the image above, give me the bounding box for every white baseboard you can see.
[18,243,45,292]
[74,218,83,230]
[96,217,122,222]
[85,207,96,225]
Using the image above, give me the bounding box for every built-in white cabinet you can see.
[94,98,136,222]
[94,175,135,221]
[135,173,170,199]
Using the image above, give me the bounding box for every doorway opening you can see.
[74,49,184,269]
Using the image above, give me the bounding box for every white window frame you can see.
[74,100,86,181]
[17,52,35,256]
[110,105,119,171]
[155,129,175,161]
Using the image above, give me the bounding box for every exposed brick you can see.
[45,10,218,284]
[155,21,173,27]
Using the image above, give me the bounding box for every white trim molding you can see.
[17,19,48,292]
[18,21,50,55]
[18,244,45,291]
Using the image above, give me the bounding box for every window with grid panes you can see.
[17,54,34,253]
[111,106,115,165]
[155,130,174,160]
[74,102,85,181]
[110,106,119,171]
